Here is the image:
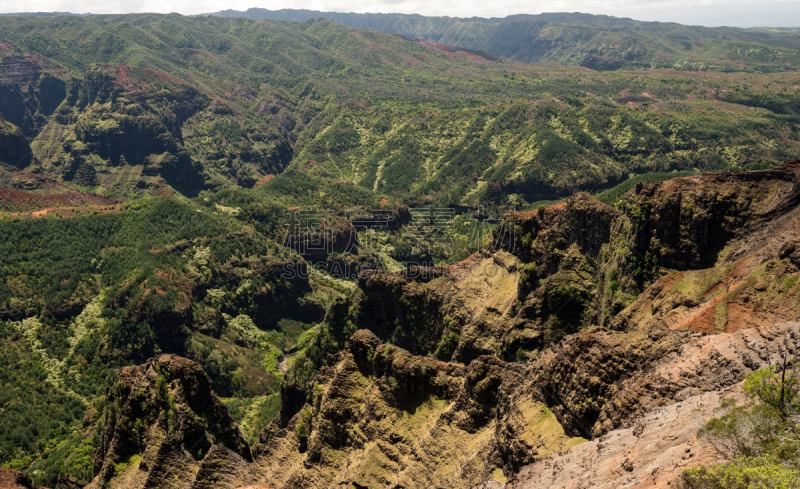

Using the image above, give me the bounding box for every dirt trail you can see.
[278,356,290,374]
[3,203,121,219]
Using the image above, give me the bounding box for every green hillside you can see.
[0,11,799,488]
[211,9,800,70]
[0,13,797,205]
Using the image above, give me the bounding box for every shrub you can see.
[681,359,800,488]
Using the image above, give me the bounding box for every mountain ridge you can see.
[206,8,800,67]
[0,13,797,204]
[64,160,800,488]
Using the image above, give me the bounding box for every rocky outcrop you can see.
[0,51,68,138]
[250,329,581,488]
[87,354,252,489]
[505,384,748,489]
[322,191,622,365]
[72,162,800,489]
[342,166,782,362]
[264,162,800,487]
[248,320,800,488]
[107,253,320,361]
[603,164,800,335]
[500,192,619,271]
[0,116,35,169]
[606,160,800,291]
[82,323,800,489]
[0,468,40,489]
[527,321,800,440]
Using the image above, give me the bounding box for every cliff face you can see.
[87,354,252,489]
[322,193,621,365]
[251,330,583,488]
[247,322,799,488]
[82,322,800,489]
[0,53,298,196]
[36,65,209,191]
[0,51,68,139]
[270,162,800,486]
[0,116,35,169]
[72,163,800,488]
[0,468,41,489]
[501,322,800,489]
[506,383,748,489]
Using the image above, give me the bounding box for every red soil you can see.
[0,188,117,216]
[412,39,498,62]
[254,174,276,189]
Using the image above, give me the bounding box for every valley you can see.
[0,9,799,489]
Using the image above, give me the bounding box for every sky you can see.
[0,0,798,28]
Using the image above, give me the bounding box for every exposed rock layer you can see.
[79,162,800,488]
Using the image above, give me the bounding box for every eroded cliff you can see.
[79,162,800,488]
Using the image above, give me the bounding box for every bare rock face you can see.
[0,116,36,169]
[0,469,39,489]
[506,384,747,489]
[615,161,800,272]
[501,192,620,271]
[86,354,252,489]
[528,321,800,441]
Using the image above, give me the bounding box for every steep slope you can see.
[501,318,800,488]
[0,118,33,169]
[504,383,749,489]
[87,354,252,489]
[250,329,582,488]
[599,161,800,333]
[300,162,800,369]
[75,320,800,488]
[211,9,800,70]
[0,14,798,202]
[0,468,42,489]
[250,161,800,486]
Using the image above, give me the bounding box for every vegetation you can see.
[0,9,798,489]
[0,13,796,203]
[0,197,322,485]
[216,10,800,71]
[681,359,800,488]
[222,393,281,445]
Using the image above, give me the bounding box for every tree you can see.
[743,355,800,422]
[681,358,800,489]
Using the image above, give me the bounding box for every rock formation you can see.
[86,355,251,489]
[73,162,800,488]
[0,468,41,489]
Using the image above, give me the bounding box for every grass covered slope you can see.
[0,196,335,486]
[0,14,797,204]
[213,9,800,71]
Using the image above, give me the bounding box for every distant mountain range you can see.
[0,12,89,16]
[207,9,800,67]
[0,12,798,204]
